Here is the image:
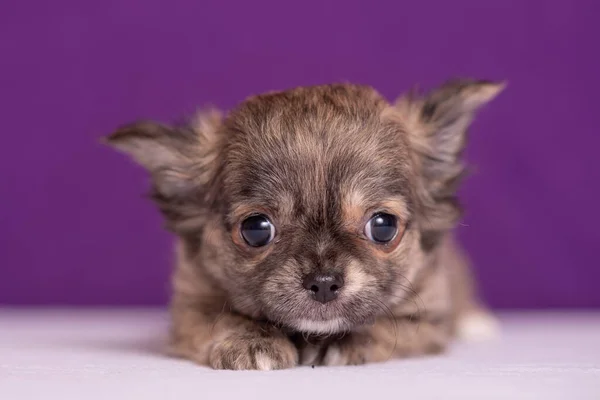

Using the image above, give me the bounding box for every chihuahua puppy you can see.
[106,79,503,370]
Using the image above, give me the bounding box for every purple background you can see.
[1,0,598,308]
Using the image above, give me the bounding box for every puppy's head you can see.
[107,81,503,334]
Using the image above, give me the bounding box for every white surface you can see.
[1,310,599,400]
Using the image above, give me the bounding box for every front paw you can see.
[300,333,372,367]
[209,330,298,370]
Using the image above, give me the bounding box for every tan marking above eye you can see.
[229,203,271,226]
[341,187,410,225]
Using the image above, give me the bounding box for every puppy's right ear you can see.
[104,109,223,202]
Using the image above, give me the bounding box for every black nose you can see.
[302,273,344,304]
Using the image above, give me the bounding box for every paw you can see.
[456,310,500,342]
[209,331,298,370]
[300,333,372,367]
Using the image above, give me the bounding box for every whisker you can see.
[387,277,427,316]
[209,300,229,337]
[385,277,427,338]
[372,298,398,362]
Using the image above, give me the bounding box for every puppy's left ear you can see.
[394,79,504,174]
[390,79,505,234]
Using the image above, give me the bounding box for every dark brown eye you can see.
[240,214,275,247]
[365,213,398,243]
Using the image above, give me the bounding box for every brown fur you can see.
[106,80,503,370]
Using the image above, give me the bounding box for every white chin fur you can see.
[294,318,346,335]
[456,311,501,341]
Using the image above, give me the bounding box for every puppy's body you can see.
[107,81,503,369]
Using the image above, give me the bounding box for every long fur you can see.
[106,80,503,369]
